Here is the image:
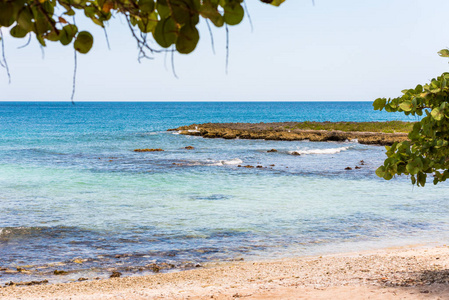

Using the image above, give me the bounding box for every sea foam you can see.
[289,146,351,155]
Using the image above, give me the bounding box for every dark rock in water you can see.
[355,166,361,169]
[267,149,278,153]
[6,280,49,287]
[147,263,160,273]
[110,271,122,278]
[53,270,68,275]
[360,160,365,165]
[256,165,263,168]
[159,262,175,269]
[243,165,254,168]
[134,148,164,152]
[345,167,352,170]
[269,164,275,167]
[78,277,88,281]
[237,165,242,167]
[291,152,301,156]
[185,146,195,150]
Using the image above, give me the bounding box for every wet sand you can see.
[2,245,449,299]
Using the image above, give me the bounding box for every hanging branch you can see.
[205,19,215,55]
[171,45,178,79]
[0,29,11,84]
[103,26,111,50]
[242,1,253,32]
[225,24,229,75]
[71,47,77,103]
[17,34,32,49]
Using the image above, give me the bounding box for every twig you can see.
[243,1,253,32]
[171,46,178,79]
[17,34,32,49]
[0,29,11,84]
[71,47,77,103]
[225,24,229,74]
[205,19,215,55]
[103,26,111,50]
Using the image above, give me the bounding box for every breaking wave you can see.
[289,146,351,155]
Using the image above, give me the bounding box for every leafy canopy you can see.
[0,0,284,55]
[373,50,449,186]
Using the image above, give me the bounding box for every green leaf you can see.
[176,23,199,54]
[375,166,386,178]
[223,3,244,26]
[399,101,412,112]
[17,8,34,32]
[139,0,155,13]
[0,2,15,27]
[10,25,28,38]
[414,84,423,93]
[431,107,444,121]
[74,31,94,54]
[138,12,158,33]
[417,172,426,187]
[438,49,449,57]
[169,0,194,25]
[267,0,285,6]
[373,98,386,111]
[156,1,171,19]
[406,158,422,175]
[200,0,224,27]
[153,17,178,48]
[60,25,78,46]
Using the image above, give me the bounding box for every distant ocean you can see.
[1,101,448,284]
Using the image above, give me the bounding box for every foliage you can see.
[0,0,285,55]
[291,121,414,133]
[373,50,449,186]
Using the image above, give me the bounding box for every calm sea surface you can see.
[1,101,448,283]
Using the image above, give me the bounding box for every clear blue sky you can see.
[1,0,449,101]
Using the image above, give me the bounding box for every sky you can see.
[1,0,449,101]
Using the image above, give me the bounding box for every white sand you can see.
[2,244,449,299]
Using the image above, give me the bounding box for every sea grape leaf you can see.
[10,25,28,38]
[153,17,178,48]
[74,31,94,54]
[0,3,14,27]
[431,107,444,121]
[60,25,78,46]
[176,23,199,54]
[373,98,386,111]
[438,49,449,57]
[223,3,244,26]
[139,0,155,13]
[399,101,412,112]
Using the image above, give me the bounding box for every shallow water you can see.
[0,102,447,284]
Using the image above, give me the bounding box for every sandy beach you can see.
[2,244,449,299]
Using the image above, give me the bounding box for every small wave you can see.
[289,146,351,155]
[212,158,243,166]
[186,158,243,166]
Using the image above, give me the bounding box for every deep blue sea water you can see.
[1,101,448,283]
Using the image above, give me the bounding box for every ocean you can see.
[1,101,448,283]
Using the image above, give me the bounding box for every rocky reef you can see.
[168,122,410,146]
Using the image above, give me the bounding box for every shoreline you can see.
[169,122,410,145]
[2,244,449,299]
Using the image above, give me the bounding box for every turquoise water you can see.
[1,101,448,283]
